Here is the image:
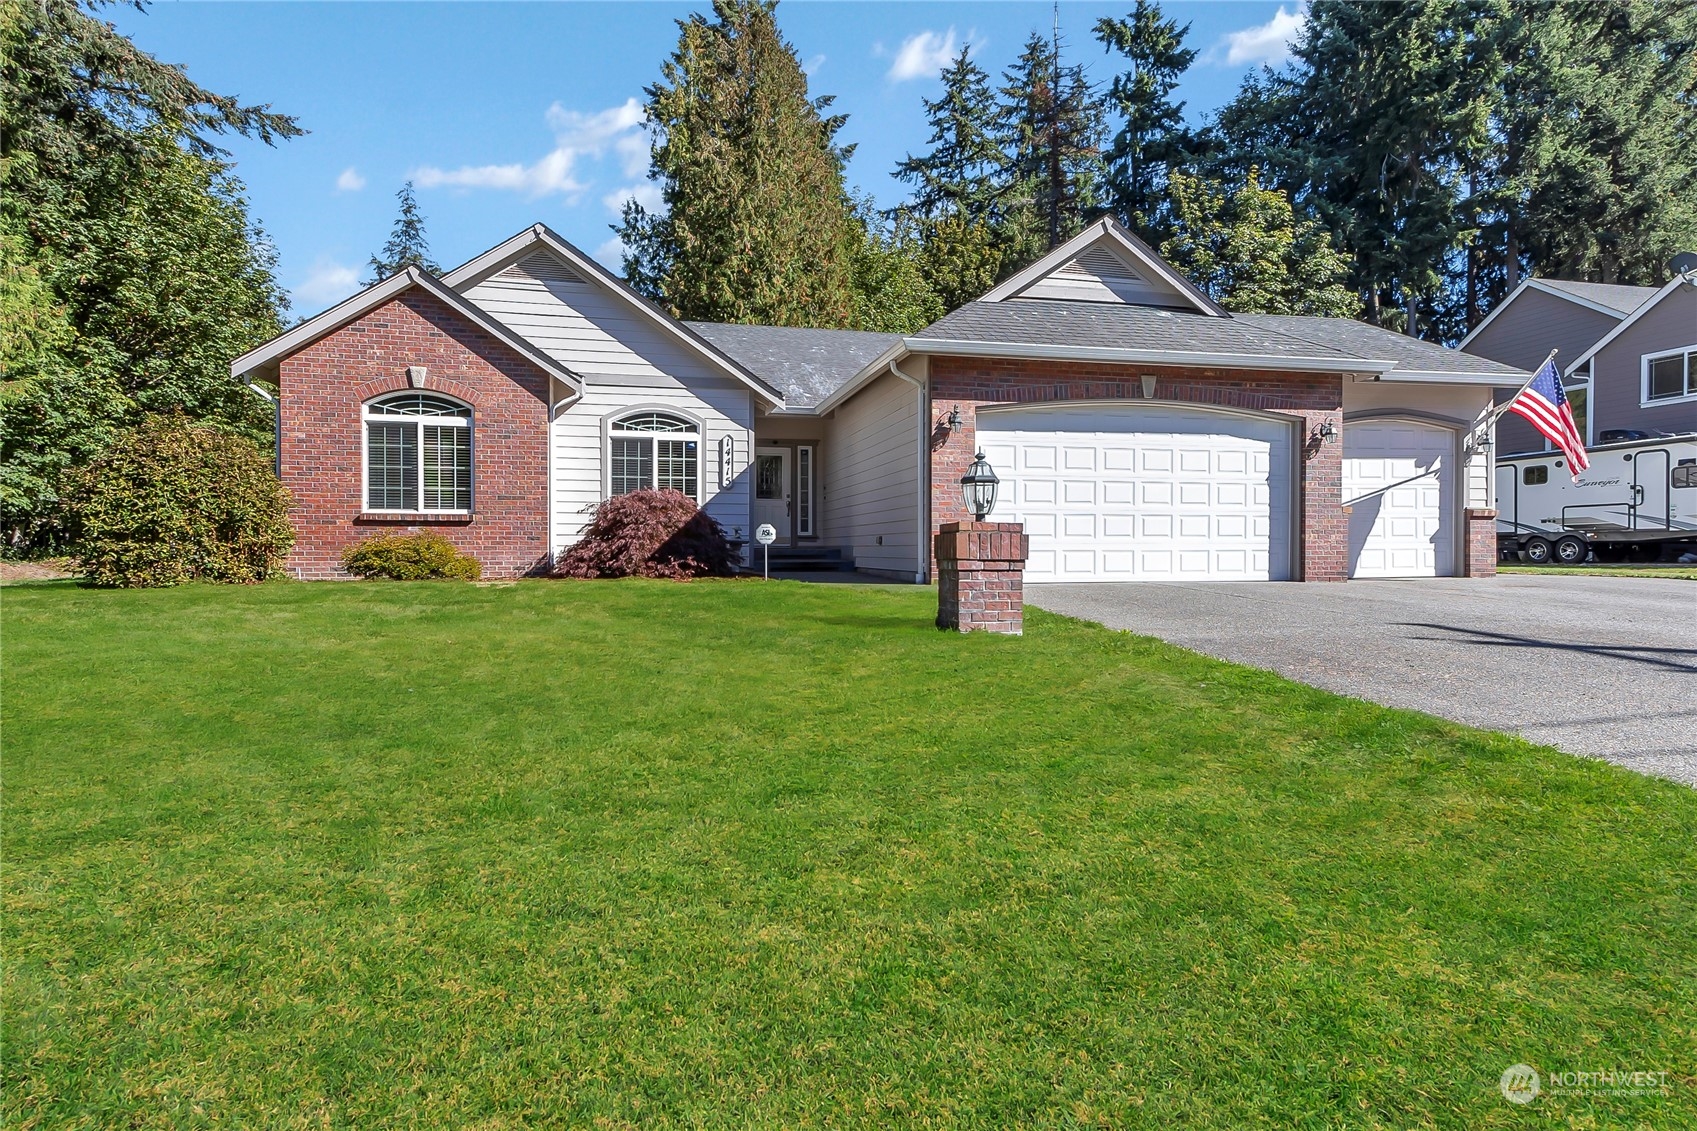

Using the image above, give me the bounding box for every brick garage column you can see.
[934,521,1029,634]
[1295,410,1348,581]
[1463,507,1499,577]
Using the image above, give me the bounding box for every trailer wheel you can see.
[1553,535,1589,565]
[1520,536,1554,564]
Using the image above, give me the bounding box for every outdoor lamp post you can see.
[960,452,999,520]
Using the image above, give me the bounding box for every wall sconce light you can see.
[1140,374,1158,399]
[1311,420,1338,444]
[946,405,963,431]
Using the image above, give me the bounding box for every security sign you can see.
[755,524,778,546]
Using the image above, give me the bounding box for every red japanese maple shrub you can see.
[553,489,738,580]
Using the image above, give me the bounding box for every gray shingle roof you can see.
[1535,278,1659,315]
[1235,313,1527,378]
[684,322,900,409]
[913,299,1527,379]
[915,300,1360,359]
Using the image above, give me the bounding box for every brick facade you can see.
[278,288,553,579]
[934,522,1030,634]
[1463,507,1500,577]
[925,357,1348,581]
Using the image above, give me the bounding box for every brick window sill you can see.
[356,511,475,525]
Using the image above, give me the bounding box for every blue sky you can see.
[111,1,1306,316]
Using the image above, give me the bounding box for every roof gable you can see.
[1457,276,1655,350]
[979,217,1226,315]
[440,225,784,407]
[1566,274,1697,375]
[229,267,584,392]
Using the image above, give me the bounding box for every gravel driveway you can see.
[1028,575,1697,786]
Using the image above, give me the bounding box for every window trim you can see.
[601,404,705,502]
[361,393,474,515]
[1640,346,1697,407]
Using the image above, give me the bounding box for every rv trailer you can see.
[1494,434,1697,563]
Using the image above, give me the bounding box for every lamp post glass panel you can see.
[961,453,999,521]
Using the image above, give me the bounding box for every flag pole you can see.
[1486,347,1559,427]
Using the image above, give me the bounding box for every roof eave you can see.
[1368,369,1529,386]
[809,340,914,416]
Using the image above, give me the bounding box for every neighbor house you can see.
[1460,274,1697,453]
[232,219,1527,583]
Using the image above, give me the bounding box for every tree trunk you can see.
[1506,225,1520,291]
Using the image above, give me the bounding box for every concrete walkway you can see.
[1028,575,1697,786]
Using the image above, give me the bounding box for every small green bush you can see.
[342,531,482,580]
[65,414,294,587]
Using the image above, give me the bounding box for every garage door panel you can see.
[1344,421,1454,579]
[981,405,1293,582]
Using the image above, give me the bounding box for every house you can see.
[231,218,1528,584]
[1460,273,1697,453]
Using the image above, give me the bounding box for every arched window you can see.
[608,411,700,500]
[363,393,472,512]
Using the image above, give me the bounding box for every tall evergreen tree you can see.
[1093,1,1197,242]
[997,30,1106,257]
[617,0,860,327]
[892,45,1002,222]
[366,182,439,283]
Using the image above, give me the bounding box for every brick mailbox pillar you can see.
[934,521,1030,635]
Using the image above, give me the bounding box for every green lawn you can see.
[1499,563,1697,580]
[5,580,1694,1129]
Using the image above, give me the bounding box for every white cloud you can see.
[413,97,645,200]
[594,236,627,268]
[888,28,958,82]
[803,53,826,76]
[294,257,361,309]
[1215,5,1307,68]
[601,183,663,217]
[334,166,366,193]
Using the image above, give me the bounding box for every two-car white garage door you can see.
[979,403,1294,581]
[978,404,1456,582]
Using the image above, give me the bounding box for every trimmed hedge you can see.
[554,489,737,580]
[342,531,482,580]
[65,415,294,587]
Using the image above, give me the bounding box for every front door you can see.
[754,447,791,544]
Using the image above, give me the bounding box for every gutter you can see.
[885,358,930,584]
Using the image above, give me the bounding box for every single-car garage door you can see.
[979,403,1295,582]
[1344,419,1455,578]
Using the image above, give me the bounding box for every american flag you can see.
[1507,358,1589,476]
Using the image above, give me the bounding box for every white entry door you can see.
[753,446,790,543]
[1344,420,1455,578]
[978,403,1295,582]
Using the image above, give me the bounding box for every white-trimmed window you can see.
[608,411,700,500]
[1643,347,1697,404]
[363,393,472,512]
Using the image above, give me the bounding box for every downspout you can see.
[886,357,929,584]
[245,381,281,478]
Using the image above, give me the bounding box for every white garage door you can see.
[978,403,1294,582]
[1344,420,1455,578]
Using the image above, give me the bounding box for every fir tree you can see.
[1094,1,1197,243]
[892,45,1002,222]
[366,182,438,283]
[617,0,861,327]
[997,30,1106,257]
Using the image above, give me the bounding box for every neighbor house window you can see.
[1643,348,1696,403]
[363,393,472,512]
[608,411,699,500]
